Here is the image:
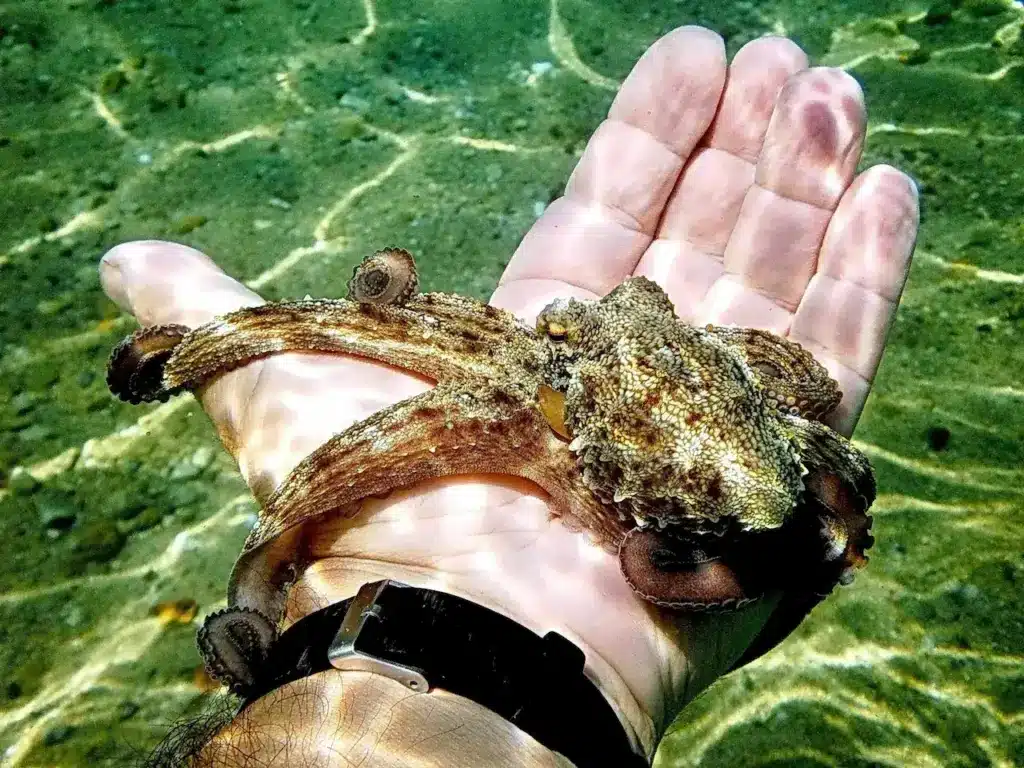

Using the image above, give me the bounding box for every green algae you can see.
[1,0,1022,765]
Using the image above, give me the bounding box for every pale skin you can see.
[100,27,919,767]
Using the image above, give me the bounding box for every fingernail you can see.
[100,244,133,312]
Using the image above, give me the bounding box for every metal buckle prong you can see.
[328,580,430,692]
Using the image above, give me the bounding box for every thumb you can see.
[100,240,265,328]
[100,239,270,464]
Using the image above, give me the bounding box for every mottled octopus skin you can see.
[535,280,857,536]
[108,248,874,671]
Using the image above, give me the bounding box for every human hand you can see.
[100,26,918,759]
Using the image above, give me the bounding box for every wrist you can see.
[198,668,575,767]
[288,474,665,757]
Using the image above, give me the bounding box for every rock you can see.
[170,214,208,235]
[168,483,202,508]
[151,598,198,624]
[191,445,215,470]
[8,467,40,494]
[98,68,128,95]
[336,116,366,142]
[126,506,165,533]
[34,489,78,530]
[168,446,216,481]
[924,2,955,25]
[964,0,1010,18]
[16,423,54,442]
[10,391,39,414]
[72,520,126,564]
[36,215,59,233]
[91,171,118,191]
[900,47,931,65]
[926,426,951,451]
[43,724,74,746]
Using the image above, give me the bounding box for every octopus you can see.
[107,247,874,695]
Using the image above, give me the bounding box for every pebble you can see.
[43,725,74,746]
[8,467,40,494]
[11,391,39,414]
[168,484,202,507]
[18,424,54,442]
[168,446,214,481]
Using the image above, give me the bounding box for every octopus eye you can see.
[545,321,568,342]
[751,361,782,378]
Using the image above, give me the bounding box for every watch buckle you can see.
[327,579,430,692]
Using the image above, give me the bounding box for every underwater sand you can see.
[1,0,1022,765]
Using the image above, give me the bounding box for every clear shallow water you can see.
[1,0,1022,765]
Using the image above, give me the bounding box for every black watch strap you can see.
[241,581,648,767]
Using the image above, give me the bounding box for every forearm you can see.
[196,669,576,768]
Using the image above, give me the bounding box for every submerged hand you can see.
[100,27,917,761]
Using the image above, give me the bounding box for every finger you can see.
[100,240,271,447]
[493,26,727,313]
[101,240,264,328]
[790,165,919,434]
[101,241,432,499]
[634,36,808,318]
[713,68,867,321]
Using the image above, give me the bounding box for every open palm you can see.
[101,28,918,759]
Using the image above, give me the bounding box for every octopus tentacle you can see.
[727,468,875,672]
[618,528,762,611]
[347,247,419,306]
[805,469,875,581]
[122,295,540,396]
[705,326,841,420]
[196,607,278,696]
[228,381,627,624]
[725,415,876,670]
[107,324,189,403]
[781,413,876,516]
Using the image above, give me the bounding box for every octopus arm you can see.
[107,297,534,403]
[618,528,763,611]
[706,326,841,420]
[228,381,627,626]
[727,416,876,669]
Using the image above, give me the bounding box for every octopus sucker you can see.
[196,606,278,696]
[347,247,419,306]
[108,248,876,650]
[107,323,190,404]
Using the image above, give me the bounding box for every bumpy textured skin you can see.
[707,326,841,419]
[537,278,840,536]
[107,250,874,638]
